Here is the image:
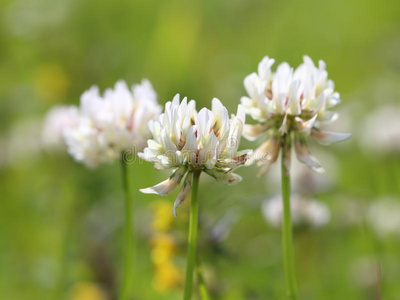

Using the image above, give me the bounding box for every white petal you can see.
[279,114,289,135]
[212,98,229,137]
[311,129,351,145]
[197,108,214,141]
[173,173,192,217]
[243,124,269,141]
[288,80,302,115]
[236,104,246,125]
[296,114,318,135]
[294,135,324,173]
[244,73,260,98]
[140,167,187,195]
[198,131,218,168]
[248,138,280,167]
[258,56,275,81]
[181,125,198,164]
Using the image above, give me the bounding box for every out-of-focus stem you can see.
[119,158,134,300]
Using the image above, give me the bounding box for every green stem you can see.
[184,170,201,300]
[55,165,76,299]
[196,257,211,300]
[120,158,134,300]
[281,142,297,300]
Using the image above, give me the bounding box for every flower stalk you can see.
[120,157,134,300]
[196,257,211,300]
[281,137,297,300]
[184,170,201,300]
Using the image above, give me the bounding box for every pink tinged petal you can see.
[173,173,192,217]
[296,115,318,135]
[140,166,187,195]
[243,124,269,141]
[294,135,324,174]
[311,129,351,146]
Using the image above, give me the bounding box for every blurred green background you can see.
[1,0,400,299]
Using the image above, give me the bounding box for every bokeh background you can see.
[1,0,400,299]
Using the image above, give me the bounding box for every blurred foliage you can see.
[1,0,400,299]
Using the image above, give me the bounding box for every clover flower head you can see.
[361,104,400,154]
[64,79,161,168]
[262,194,331,228]
[241,56,351,175]
[140,95,252,216]
[41,105,79,151]
[367,197,400,237]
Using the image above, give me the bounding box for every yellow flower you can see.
[150,234,176,265]
[34,64,69,102]
[152,262,182,292]
[68,282,108,300]
[151,200,174,232]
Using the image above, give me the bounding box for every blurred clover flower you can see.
[41,105,79,151]
[241,56,350,175]
[140,95,252,216]
[262,194,331,229]
[64,79,161,168]
[367,197,400,237]
[361,104,400,154]
[60,79,161,300]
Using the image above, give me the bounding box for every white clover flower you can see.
[64,79,161,168]
[41,105,79,151]
[262,194,331,228]
[139,95,252,216]
[367,197,400,237]
[361,104,400,154]
[349,256,378,289]
[241,56,350,176]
